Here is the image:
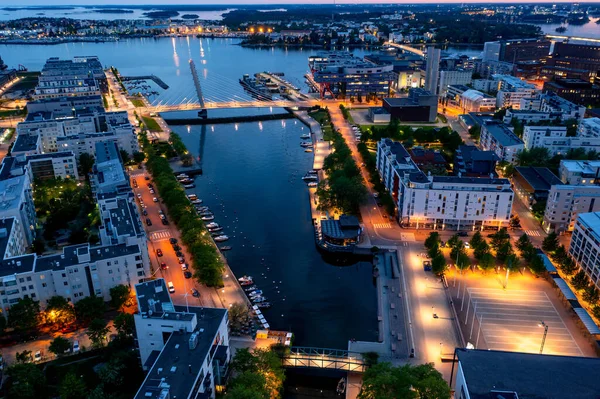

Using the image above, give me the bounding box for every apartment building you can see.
[503,109,561,124]
[559,160,600,185]
[479,121,524,163]
[520,135,600,157]
[34,56,105,100]
[543,185,600,233]
[522,125,568,150]
[459,89,497,112]
[570,212,600,289]
[494,74,539,109]
[133,279,229,399]
[0,161,37,247]
[26,95,105,117]
[376,139,514,230]
[578,118,600,138]
[438,69,472,96]
[539,92,587,121]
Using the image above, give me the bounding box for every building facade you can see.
[570,212,600,289]
[479,121,524,163]
[522,125,568,150]
[543,185,600,233]
[559,160,600,186]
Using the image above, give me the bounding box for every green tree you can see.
[227,372,269,399]
[495,241,514,263]
[109,284,130,310]
[431,254,447,277]
[7,363,47,399]
[571,270,589,291]
[509,215,521,229]
[551,245,568,265]
[49,336,71,356]
[229,302,250,332]
[456,252,471,272]
[15,350,32,364]
[478,253,496,274]
[358,362,450,399]
[542,231,559,253]
[528,253,546,275]
[8,297,40,332]
[132,151,146,164]
[490,227,510,249]
[560,257,577,276]
[583,285,600,304]
[87,318,109,348]
[59,372,87,399]
[45,296,75,328]
[469,231,484,251]
[424,232,441,250]
[114,312,135,338]
[515,147,551,167]
[516,234,531,254]
[504,253,521,271]
[593,306,600,321]
[74,296,105,324]
[472,239,490,260]
[427,242,441,259]
[78,153,95,178]
[447,234,461,249]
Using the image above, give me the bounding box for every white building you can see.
[133,279,229,399]
[540,92,587,121]
[578,118,600,138]
[34,56,105,100]
[503,109,561,124]
[522,135,600,157]
[479,121,524,163]
[522,125,568,150]
[543,185,600,233]
[0,163,37,246]
[559,160,600,185]
[460,89,496,112]
[494,75,539,109]
[570,212,600,289]
[438,69,472,96]
[376,139,514,230]
[472,79,498,93]
[23,152,79,181]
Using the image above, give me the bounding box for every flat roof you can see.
[135,305,227,399]
[34,243,141,272]
[577,212,600,237]
[515,166,563,191]
[11,134,39,153]
[433,176,509,186]
[321,219,361,239]
[456,348,600,399]
[483,122,524,147]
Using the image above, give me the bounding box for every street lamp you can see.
[538,321,549,354]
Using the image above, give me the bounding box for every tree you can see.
[49,336,71,356]
[509,215,521,229]
[551,245,568,265]
[427,242,441,259]
[45,296,75,328]
[528,253,546,276]
[495,241,514,263]
[490,227,510,249]
[542,231,559,253]
[109,285,130,310]
[469,231,484,251]
[133,151,146,164]
[114,312,135,338]
[593,306,600,321]
[15,350,32,364]
[431,254,447,277]
[358,362,450,399]
[583,285,600,304]
[478,253,496,274]
[8,297,40,332]
[59,372,88,399]
[571,270,589,291]
[229,302,250,332]
[74,296,105,324]
[78,153,95,178]
[504,253,520,271]
[447,234,461,250]
[560,257,577,276]
[424,232,441,250]
[87,318,110,348]
[456,252,470,272]
[7,363,47,399]
[516,234,531,254]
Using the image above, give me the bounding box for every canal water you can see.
[171,119,378,349]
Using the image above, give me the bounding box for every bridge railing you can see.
[283,346,367,372]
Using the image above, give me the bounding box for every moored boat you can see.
[184,184,196,189]
[256,302,272,309]
[214,235,229,242]
[219,245,232,251]
[201,215,215,221]
[206,222,219,229]
[209,226,223,232]
[238,275,253,284]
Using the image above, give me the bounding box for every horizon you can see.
[9,0,600,5]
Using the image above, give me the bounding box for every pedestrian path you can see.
[373,223,392,229]
[150,230,172,241]
[523,229,541,237]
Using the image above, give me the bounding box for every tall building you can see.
[522,125,568,150]
[545,42,600,83]
[133,279,229,399]
[570,212,600,289]
[382,89,438,123]
[543,185,600,233]
[34,56,106,100]
[479,121,524,163]
[376,139,514,230]
[543,78,600,107]
[438,69,472,96]
[578,118,600,138]
[482,41,501,62]
[483,39,551,63]
[559,160,600,185]
[424,46,441,94]
[494,75,539,109]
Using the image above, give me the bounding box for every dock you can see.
[255,72,310,101]
[169,158,203,176]
[122,74,169,89]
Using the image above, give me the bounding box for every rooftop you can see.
[456,348,600,399]
[321,217,361,240]
[515,166,563,191]
[483,121,524,147]
[11,134,39,154]
[34,243,141,273]
[432,175,510,186]
[560,159,600,175]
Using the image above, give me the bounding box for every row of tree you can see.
[227,347,286,399]
[316,109,367,214]
[141,131,224,286]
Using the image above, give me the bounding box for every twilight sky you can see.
[10,0,600,5]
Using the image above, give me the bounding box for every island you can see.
[181,14,199,20]
[143,10,179,19]
[93,9,135,14]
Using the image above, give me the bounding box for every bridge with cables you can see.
[283,347,367,372]
[146,59,314,114]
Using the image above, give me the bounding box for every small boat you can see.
[251,296,267,303]
[196,206,209,212]
[307,182,318,187]
[305,149,313,153]
[300,142,313,148]
[202,215,215,221]
[177,173,189,178]
[240,280,254,286]
[214,235,229,242]
[206,222,219,229]
[256,302,272,309]
[307,170,318,175]
[249,290,263,297]
[184,184,196,189]
[200,212,213,217]
[187,194,198,200]
[191,199,203,204]
[238,275,253,283]
[219,245,232,251]
[180,178,194,184]
[302,175,318,181]
[244,285,257,292]
[300,134,310,139]
[211,232,224,237]
[209,226,223,232]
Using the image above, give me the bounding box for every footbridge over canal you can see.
[283,347,367,373]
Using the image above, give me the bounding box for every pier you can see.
[122,74,170,89]
[162,111,295,125]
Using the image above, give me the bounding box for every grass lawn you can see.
[142,116,161,132]
[309,109,336,141]
[0,109,25,118]
[131,98,145,107]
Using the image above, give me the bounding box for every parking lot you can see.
[463,287,582,356]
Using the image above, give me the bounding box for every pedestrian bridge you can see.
[283,347,367,372]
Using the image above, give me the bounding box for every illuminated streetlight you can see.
[538,321,549,354]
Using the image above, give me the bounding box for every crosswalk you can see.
[373,223,392,229]
[523,229,541,237]
[150,230,172,241]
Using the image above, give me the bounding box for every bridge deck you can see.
[284,347,367,372]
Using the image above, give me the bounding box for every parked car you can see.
[168,281,175,293]
[191,288,200,297]
[161,219,169,225]
[137,193,142,199]
[156,249,163,257]
[184,271,192,279]
[34,351,42,362]
[181,264,188,271]
[73,341,80,353]
[178,257,185,264]
[142,209,148,216]
[423,261,432,271]
[160,262,168,270]
[169,238,178,244]
[175,251,184,258]
[173,244,181,251]
[145,218,152,226]
[458,231,469,237]
[153,197,158,203]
